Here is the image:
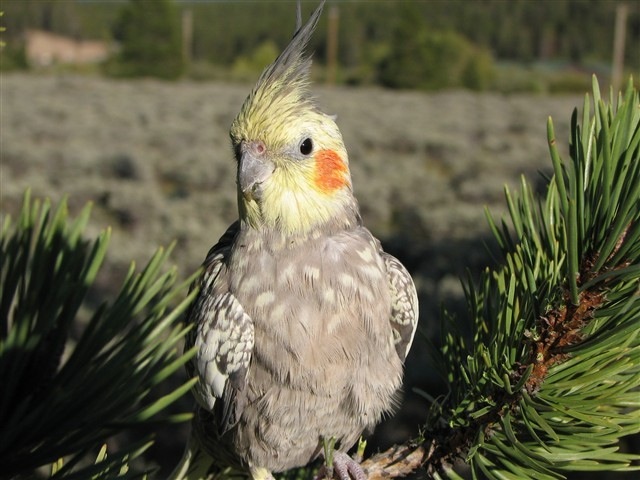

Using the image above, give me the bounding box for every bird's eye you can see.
[299,138,313,156]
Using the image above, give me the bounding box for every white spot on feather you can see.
[279,263,296,285]
[338,272,355,289]
[357,247,374,262]
[255,291,276,308]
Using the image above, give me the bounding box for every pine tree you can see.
[109,0,183,80]
[377,4,493,91]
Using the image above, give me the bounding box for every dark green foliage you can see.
[3,1,639,88]
[425,78,640,478]
[0,7,27,72]
[378,6,494,91]
[107,0,183,80]
[0,44,28,71]
[230,40,280,83]
[0,192,198,478]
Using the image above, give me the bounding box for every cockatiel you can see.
[172,2,418,479]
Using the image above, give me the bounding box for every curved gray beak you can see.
[238,141,274,201]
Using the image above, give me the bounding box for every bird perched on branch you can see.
[171,2,418,479]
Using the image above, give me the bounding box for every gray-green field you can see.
[1,73,583,285]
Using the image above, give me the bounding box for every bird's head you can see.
[230,1,358,236]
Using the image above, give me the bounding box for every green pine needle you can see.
[0,191,196,478]
[427,77,640,479]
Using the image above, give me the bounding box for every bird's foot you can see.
[315,451,367,480]
[332,451,367,480]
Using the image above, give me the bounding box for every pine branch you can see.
[356,77,640,479]
[0,192,198,479]
[361,442,431,479]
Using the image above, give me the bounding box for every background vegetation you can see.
[106,0,184,79]
[1,0,639,92]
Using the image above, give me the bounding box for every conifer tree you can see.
[109,0,183,79]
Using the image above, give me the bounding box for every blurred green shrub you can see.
[461,47,494,91]
[231,40,279,82]
[0,10,5,48]
[106,0,183,80]
[490,63,547,93]
[547,71,593,93]
[0,44,27,71]
[1,11,27,72]
[378,7,494,91]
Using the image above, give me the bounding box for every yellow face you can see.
[230,105,353,235]
[227,3,355,236]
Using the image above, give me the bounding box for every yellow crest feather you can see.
[230,1,325,144]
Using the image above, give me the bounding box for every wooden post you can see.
[326,5,339,85]
[611,3,628,93]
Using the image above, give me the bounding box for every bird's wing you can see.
[382,252,419,362]
[186,222,254,433]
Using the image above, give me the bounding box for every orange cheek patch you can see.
[313,149,348,193]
